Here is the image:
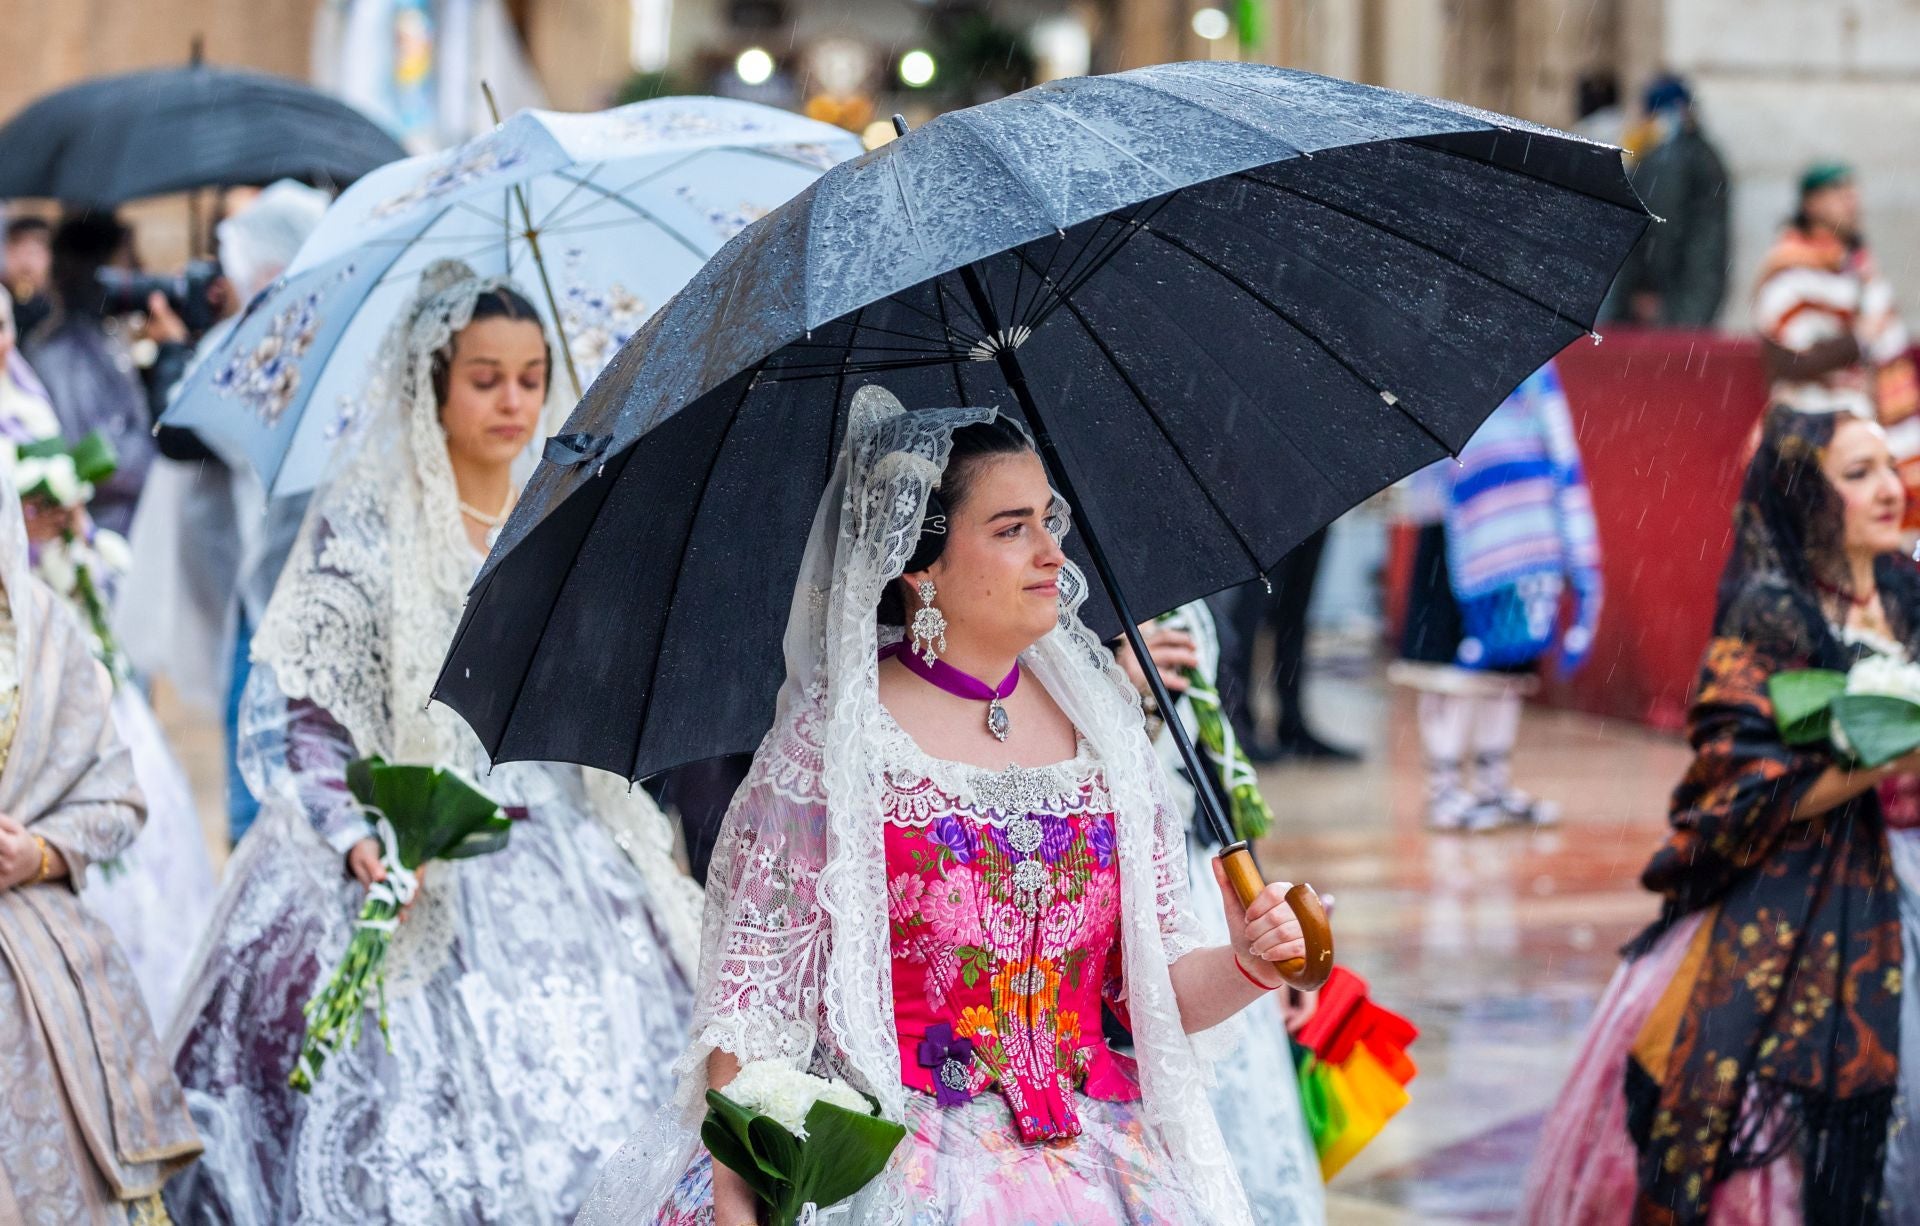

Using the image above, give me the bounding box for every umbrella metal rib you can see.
[954,261,1240,853]
[1136,224,1456,456]
[1002,247,1273,580]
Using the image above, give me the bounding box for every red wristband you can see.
[1233,953,1279,992]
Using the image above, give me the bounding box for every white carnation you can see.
[41,455,83,507]
[1845,654,1920,706]
[724,1061,873,1138]
[35,541,77,595]
[92,529,132,575]
[11,456,48,496]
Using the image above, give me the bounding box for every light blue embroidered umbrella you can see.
[163,95,862,493]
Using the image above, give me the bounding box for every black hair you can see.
[430,286,551,407]
[1718,406,1847,620]
[50,212,131,317]
[5,217,51,244]
[878,414,1034,624]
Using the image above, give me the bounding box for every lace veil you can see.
[240,259,703,972]
[580,386,1250,1223]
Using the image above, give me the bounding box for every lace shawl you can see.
[579,386,1249,1224]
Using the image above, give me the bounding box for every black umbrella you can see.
[435,63,1647,975]
[0,60,405,205]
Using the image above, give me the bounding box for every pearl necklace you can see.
[458,492,514,548]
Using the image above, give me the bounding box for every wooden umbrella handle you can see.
[1219,841,1334,991]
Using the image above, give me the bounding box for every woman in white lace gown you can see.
[164,262,704,1224]
[579,387,1313,1226]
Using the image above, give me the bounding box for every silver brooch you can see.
[1004,815,1044,856]
[1012,858,1047,893]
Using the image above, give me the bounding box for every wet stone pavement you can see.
[1257,673,1688,1224]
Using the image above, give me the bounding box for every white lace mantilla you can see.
[577,387,1249,1226]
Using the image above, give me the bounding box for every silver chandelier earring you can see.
[911,579,948,665]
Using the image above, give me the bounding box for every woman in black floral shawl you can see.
[1523,406,1920,1226]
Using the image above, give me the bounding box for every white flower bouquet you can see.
[290,757,514,1093]
[1771,653,1920,767]
[2,433,127,678]
[704,1061,907,1226]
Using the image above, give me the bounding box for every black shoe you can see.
[1272,730,1362,763]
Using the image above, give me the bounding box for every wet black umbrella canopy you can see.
[0,61,404,205]
[434,63,1648,822]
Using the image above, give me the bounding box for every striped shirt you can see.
[1753,227,1916,434]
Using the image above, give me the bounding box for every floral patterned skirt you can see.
[1518,910,1802,1226]
[658,1090,1213,1226]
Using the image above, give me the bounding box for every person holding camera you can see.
[19,213,157,535]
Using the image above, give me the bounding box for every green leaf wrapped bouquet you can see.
[290,756,514,1093]
[1155,607,1272,840]
[703,1061,908,1226]
[1770,653,1920,767]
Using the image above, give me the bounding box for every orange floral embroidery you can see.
[956,1006,996,1038]
[989,958,1061,1007]
[1055,1009,1082,1046]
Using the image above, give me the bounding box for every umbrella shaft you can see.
[955,263,1239,852]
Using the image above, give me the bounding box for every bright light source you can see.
[1191,7,1231,40]
[1030,16,1091,81]
[861,119,899,149]
[899,49,937,88]
[735,47,775,86]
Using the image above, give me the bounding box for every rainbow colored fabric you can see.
[1291,967,1419,1179]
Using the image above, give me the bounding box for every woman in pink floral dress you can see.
[579,387,1312,1226]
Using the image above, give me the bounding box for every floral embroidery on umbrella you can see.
[370,141,532,220]
[211,287,327,426]
[759,142,842,171]
[558,249,651,382]
[674,185,769,242]
[600,108,770,144]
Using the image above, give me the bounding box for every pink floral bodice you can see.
[881,741,1141,1145]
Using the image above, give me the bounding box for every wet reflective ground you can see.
[1258,674,1688,1224]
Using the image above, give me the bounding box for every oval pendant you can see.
[986,699,1010,742]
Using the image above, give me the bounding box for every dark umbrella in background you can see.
[435,63,1650,988]
[0,47,405,207]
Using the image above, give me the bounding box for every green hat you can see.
[1800,161,1853,197]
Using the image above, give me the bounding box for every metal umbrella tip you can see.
[892,114,909,137]
[1379,389,1399,406]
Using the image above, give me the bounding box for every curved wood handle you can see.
[1219,842,1335,992]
